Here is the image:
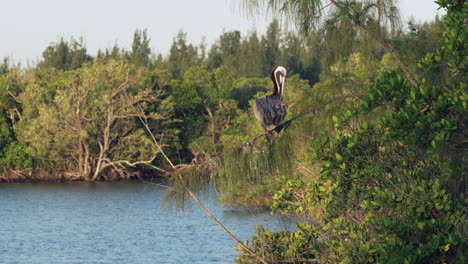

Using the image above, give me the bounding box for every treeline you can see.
[0,19,364,180]
[1,0,466,262]
[0,15,448,181]
[0,19,323,181]
[9,21,320,84]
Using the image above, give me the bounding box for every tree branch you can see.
[104,156,170,175]
[130,91,270,263]
[183,179,270,264]
[6,87,22,104]
[241,93,363,148]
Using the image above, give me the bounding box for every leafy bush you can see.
[0,110,32,173]
[237,1,467,263]
[236,224,320,264]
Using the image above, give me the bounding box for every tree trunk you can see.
[92,110,114,181]
[92,142,104,181]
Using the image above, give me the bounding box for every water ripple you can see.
[0,182,291,263]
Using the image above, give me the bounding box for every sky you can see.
[1,0,444,65]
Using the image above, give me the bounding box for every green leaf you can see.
[361,122,368,130]
[417,222,425,230]
[335,153,343,161]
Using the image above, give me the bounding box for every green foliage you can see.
[432,0,467,76]
[217,30,242,70]
[0,141,33,171]
[168,65,241,160]
[310,110,467,263]
[204,19,321,83]
[0,69,35,175]
[14,60,173,180]
[163,160,219,211]
[236,224,320,263]
[260,19,281,74]
[1,2,465,263]
[221,44,375,211]
[0,68,22,118]
[166,31,204,79]
[231,77,269,110]
[96,44,125,62]
[364,71,466,150]
[33,19,324,86]
[0,57,14,74]
[237,1,467,263]
[38,37,92,70]
[238,32,263,78]
[128,29,152,68]
[220,126,296,204]
[0,110,32,172]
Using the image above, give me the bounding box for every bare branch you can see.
[101,156,170,175]
[6,87,22,104]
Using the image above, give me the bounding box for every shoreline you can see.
[0,170,168,183]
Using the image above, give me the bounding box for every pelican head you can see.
[271,66,287,99]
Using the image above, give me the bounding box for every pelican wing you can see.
[254,95,286,127]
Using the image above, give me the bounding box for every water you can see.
[0,182,291,264]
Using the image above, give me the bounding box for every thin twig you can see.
[130,92,270,264]
[124,91,175,169]
[183,178,269,264]
[328,0,418,86]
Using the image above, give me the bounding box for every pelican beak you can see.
[277,68,286,99]
[278,74,285,99]
[272,66,287,99]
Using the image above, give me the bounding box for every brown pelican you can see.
[253,66,287,130]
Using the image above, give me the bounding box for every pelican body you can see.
[254,66,287,129]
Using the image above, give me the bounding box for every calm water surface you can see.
[0,182,291,264]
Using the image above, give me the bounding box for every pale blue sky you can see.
[1,0,444,65]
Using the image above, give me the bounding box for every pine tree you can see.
[128,29,152,68]
[39,38,92,70]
